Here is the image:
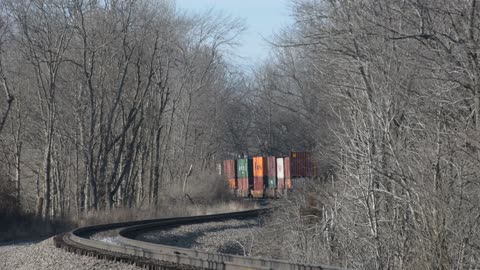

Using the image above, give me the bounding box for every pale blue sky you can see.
[175,0,293,66]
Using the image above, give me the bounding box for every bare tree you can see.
[0,0,243,228]
[254,0,480,269]
[0,10,14,136]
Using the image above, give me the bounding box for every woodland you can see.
[1,0,479,269]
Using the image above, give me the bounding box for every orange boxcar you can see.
[284,157,292,189]
[252,156,267,198]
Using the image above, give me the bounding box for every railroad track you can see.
[54,208,347,270]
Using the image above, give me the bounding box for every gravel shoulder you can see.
[0,217,262,269]
[0,237,143,270]
[135,218,261,256]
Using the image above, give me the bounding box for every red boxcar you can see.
[266,157,276,188]
[265,156,276,197]
[252,156,267,198]
[223,160,236,190]
[290,152,317,178]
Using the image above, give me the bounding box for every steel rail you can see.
[54,208,350,270]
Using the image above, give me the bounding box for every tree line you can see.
[1,0,479,268]
[0,0,247,219]
[249,0,480,269]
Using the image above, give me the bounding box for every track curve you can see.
[54,208,349,270]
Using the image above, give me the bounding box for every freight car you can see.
[221,152,317,198]
[223,160,236,190]
[252,156,267,198]
[276,157,286,195]
[289,151,317,187]
[236,158,253,197]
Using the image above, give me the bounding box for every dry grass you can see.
[0,199,256,242]
[0,173,257,241]
[0,214,72,242]
[76,200,256,228]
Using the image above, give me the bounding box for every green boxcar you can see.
[237,159,248,178]
[236,158,254,197]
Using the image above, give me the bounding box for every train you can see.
[222,152,317,198]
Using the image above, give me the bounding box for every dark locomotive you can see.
[222,152,317,198]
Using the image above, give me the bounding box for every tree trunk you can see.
[152,127,162,205]
[15,141,22,207]
[43,135,53,220]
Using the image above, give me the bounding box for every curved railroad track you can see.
[54,208,347,270]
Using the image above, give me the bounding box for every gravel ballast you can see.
[135,218,261,256]
[0,217,262,269]
[0,237,143,270]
